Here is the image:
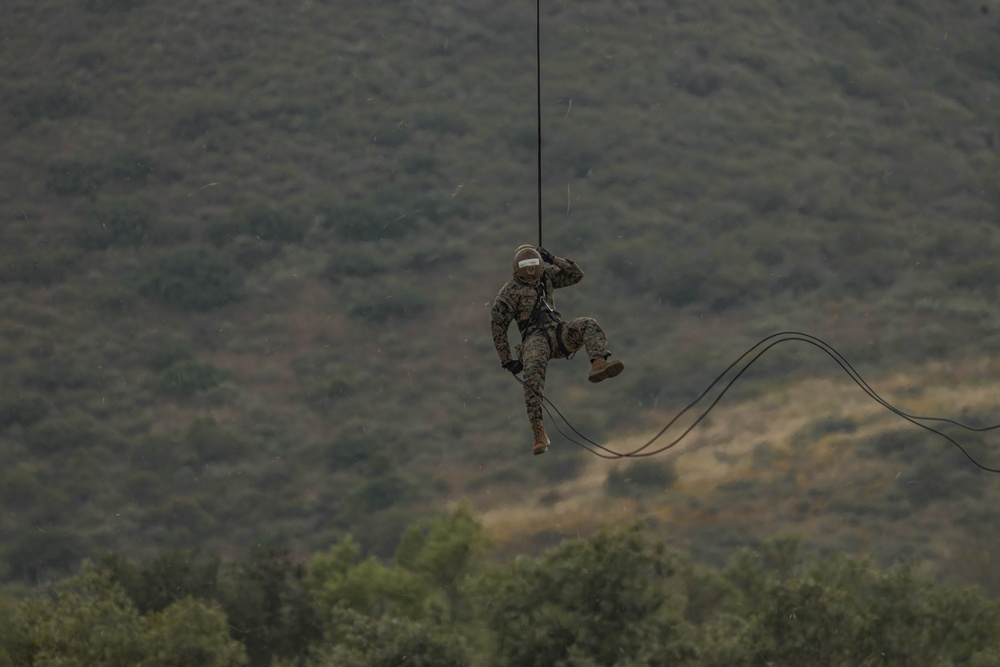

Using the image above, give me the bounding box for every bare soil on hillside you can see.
[473,359,1000,580]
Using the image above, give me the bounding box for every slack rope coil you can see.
[512,331,1000,472]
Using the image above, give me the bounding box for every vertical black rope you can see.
[536,0,543,248]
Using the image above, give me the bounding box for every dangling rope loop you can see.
[513,331,1000,472]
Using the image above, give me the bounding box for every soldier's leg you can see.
[564,317,624,383]
[563,317,609,360]
[520,334,552,454]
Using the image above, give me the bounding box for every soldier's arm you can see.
[549,256,584,288]
[490,299,515,364]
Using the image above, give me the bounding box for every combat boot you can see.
[588,356,624,383]
[531,421,549,455]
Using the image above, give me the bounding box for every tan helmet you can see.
[512,245,543,284]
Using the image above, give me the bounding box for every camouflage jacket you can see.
[490,258,584,364]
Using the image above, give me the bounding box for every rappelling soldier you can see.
[491,245,624,455]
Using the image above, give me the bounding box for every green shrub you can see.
[92,287,137,313]
[900,458,983,509]
[859,429,926,460]
[372,124,410,148]
[79,198,156,249]
[322,248,385,280]
[0,250,80,286]
[23,414,102,456]
[957,39,1000,81]
[539,490,561,506]
[465,466,529,492]
[824,60,863,97]
[251,102,322,131]
[655,252,767,312]
[752,441,791,469]
[120,470,169,505]
[143,497,214,540]
[411,193,468,226]
[413,110,469,135]
[429,40,454,57]
[323,199,414,242]
[156,360,229,397]
[131,433,187,471]
[184,416,245,462]
[205,203,309,247]
[3,528,90,583]
[656,270,706,308]
[0,466,45,511]
[789,416,858,447]
[23,336,53,360]
[12,85,90,128]
[536,450,588,483]
[404,243,464,272]
[302,374,358,408]
[76,51,107,71]
[0,392,51,428]
[83,0,145,11]
[146,219,193,245]
[24,355,99,391]
[675,66,722,97]
[716,478,762,497]
[106,151,155,185]
[605,460,678,498]
[511,124,537,152]
[135,247,243,310]
[401,152,442,175]
[320,183,464,238]
[99,549,221,614]
[350,474,416,513]
[175,106,238,139]
[324,435,374,468]
[145,344,194,372]
[348,290,430,323]
[46,159,104,196]
[948,258,1000,296]
[227,237,281,270]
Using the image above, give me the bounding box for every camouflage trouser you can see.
[518,317,609,425]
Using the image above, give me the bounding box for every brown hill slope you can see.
[477,358,1000,592]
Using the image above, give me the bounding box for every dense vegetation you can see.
[4,508,1000,666]
[2,0,1000,645]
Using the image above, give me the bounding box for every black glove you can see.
[502,359,523,375]
[536,246,555,264]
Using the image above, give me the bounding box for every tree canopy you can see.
[2,507,999,666]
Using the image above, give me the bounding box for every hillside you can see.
[0,0,999,587]
[479,357,1000,592]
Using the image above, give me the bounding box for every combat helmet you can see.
[512,245,543,285]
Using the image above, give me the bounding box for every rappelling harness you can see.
[516,272,574,359]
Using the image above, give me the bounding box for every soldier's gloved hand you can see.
[536,246,555,264]
[502,359,524,375]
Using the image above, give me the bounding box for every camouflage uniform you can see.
[491,257,612,428]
